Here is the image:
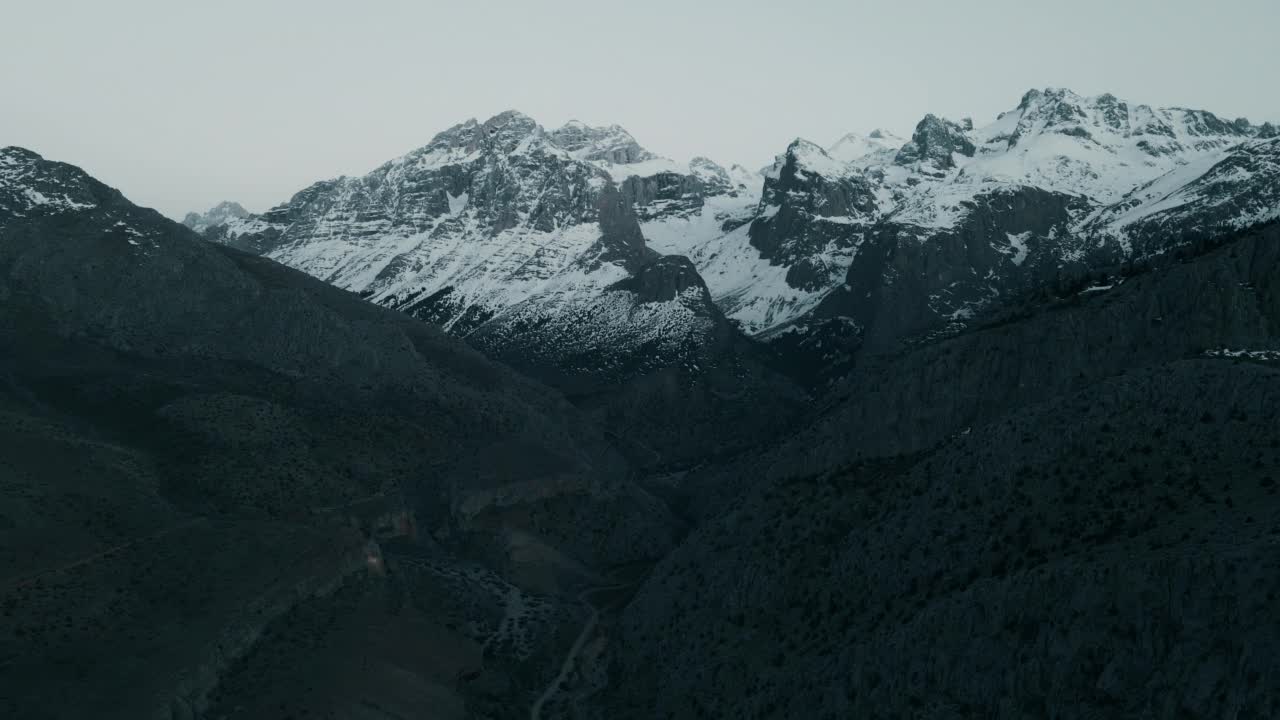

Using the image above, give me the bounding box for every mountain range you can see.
[4,85,1280,719]
[190,88,1279,384]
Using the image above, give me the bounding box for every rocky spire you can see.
[894,114,975,169]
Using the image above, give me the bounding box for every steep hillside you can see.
[0,147,680,719]
[599,219,1280,718]
[609,360,1280,718]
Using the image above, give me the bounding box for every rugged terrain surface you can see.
[598,220,1280,718]
[0,147,678,719]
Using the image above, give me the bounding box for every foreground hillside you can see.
[0,147,678,719]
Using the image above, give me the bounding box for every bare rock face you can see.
[894,113,976,169]
[591,183,653,268]
[805,184,1096,358]
[618,172,711,222]
[748,140,879,292]
[612,255,707,303]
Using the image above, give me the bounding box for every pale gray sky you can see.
[3,0,1277,219]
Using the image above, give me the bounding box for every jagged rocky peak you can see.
[0,145,42,177]
[472,109,546,154]
[420,117,480,149]
[383,111,559,175]
[894,113,976,169]
[1003,87,1262,151]
[748,137,879,291]
[397,109,548,162]
[688,156,732,188]
[548,119,656,164]
[771,138,853,180]
[761,138,876,216]
[1012,87,1136,141]
[182,200,248,232]
[0,146,113,219]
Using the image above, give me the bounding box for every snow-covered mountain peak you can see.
[894,114,976,171]
[474,109,549,154]
[546,121,734,184]
[0,146,47,189]
[0,146,102,217]
[645,87,1279,341]
[0,145,39,166]
[687,156,732,188]
[373,110,595,188]
[188,91,1279,363]
[548,120,656,165]
[182,200,248,233]
[995,87,1260,151]
[764,138,853,182]
[827,129,906,165]
[426,117,481,145]
[950,87,1269,203]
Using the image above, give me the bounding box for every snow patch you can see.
[1005,231,1030,265]
[1205,348,1280,361]
[447,190,469,216]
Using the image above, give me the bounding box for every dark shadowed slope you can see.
[599,219,1280,718]
[0,146,679,719]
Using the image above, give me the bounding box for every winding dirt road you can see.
[530,583,632,720]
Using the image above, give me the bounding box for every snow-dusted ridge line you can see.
[0,146,99,215]
[193,111,750,378]
[1206,348,1280,361]
[649,88,1277,336]
[190,89,1276,347]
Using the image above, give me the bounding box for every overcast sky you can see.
[3,0,1277,219]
